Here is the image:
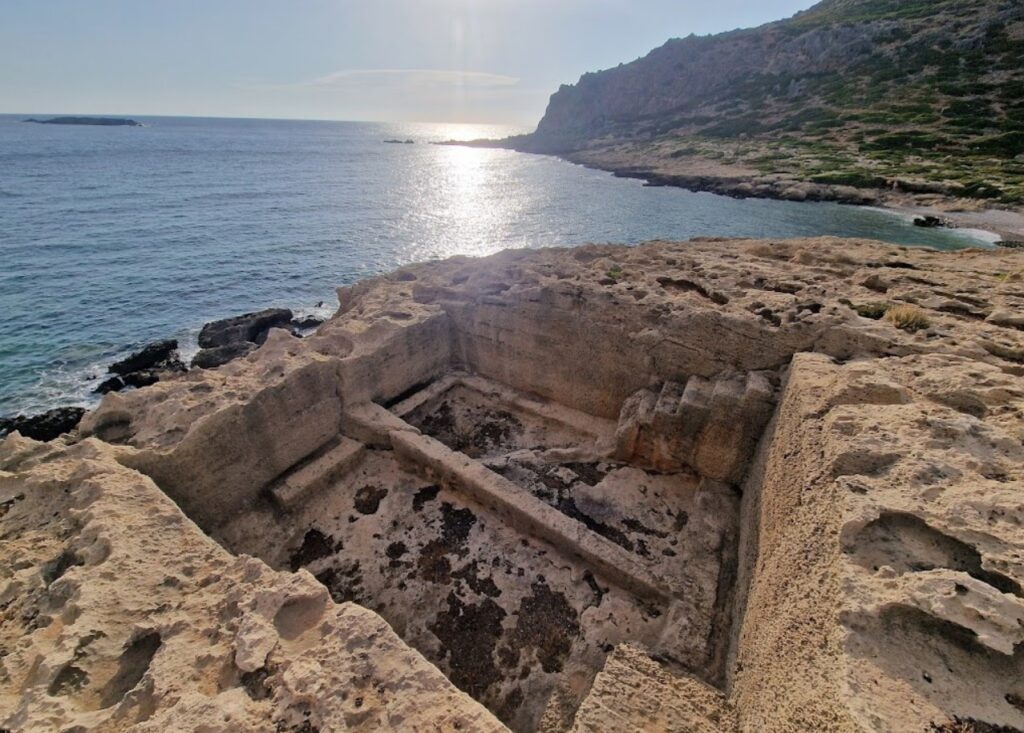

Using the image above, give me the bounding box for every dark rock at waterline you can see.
[122,370,162,389]
[913,215,949,229]
[0,407,86,441]
[291,316,325,330]
[95,371,161,394]
[996,240,1024,249]
[191,342,257,370]
[95,340,186,394]
[192,308,295,370]
[198,309,293,349]
[601,168,880,205]
[108,339,184,375]
[95,376,126,395]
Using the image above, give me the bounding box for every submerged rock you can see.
[0,406,85,441]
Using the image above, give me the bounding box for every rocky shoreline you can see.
[578,157,1024,243]
[445,137,1024,243]
[0,307,325,441]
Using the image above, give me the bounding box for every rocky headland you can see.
[453,0,1024,238]
[2,237,1023,732]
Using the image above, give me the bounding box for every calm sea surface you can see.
[0,115,994,415]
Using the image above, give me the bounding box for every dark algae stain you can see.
[315,562,363,603]
[289,529,340,571]
[501,581,580,674]
[453,560,502,598]
[353,485,388,515]
[417,502,478,584]
[439,502,476,550]
[429,591,507,698]
[414,398,525,457]
[417,542,453,584]
[412,484,441,512]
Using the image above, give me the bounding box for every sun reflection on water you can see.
[398,130,532,263]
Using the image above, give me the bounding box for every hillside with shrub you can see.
[508,0,1024,205]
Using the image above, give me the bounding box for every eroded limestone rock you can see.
[3,237,1023,732]
[0,437,504,733]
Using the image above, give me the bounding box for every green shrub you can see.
[700,116,765,138]
[865,131,951,152]
[960,181,1004,199]
[969,132,1024,158]
[811,172,889,189]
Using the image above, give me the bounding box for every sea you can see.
[0,115,996,416]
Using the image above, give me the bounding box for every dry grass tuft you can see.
[884,304,931,332]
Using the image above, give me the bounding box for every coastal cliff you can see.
[495,0,1024,212]
[3,238,1023,732]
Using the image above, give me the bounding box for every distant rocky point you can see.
[23,116,142,127]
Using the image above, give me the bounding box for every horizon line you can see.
[0,111,536,128]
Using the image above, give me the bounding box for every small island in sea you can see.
[23,116,142,126]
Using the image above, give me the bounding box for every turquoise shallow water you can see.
[0,115,993,415]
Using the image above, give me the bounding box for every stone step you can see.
[680,375,714,414]
[709,375,746,413]
[653,381,686,431]
[675,375,714,453]
[271,436,365,510]
[635,388,659,427]
[742,371,775,410]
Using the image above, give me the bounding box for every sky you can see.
[0,0,817,126]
